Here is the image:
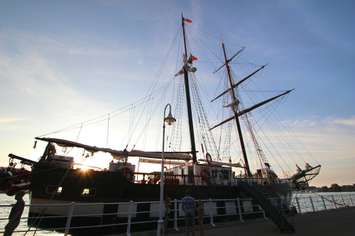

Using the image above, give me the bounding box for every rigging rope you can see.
[243,88,312,171]
[169,77,184,151]
[190,73,220,160]
[129,27,181,150]
[38,26,181,150]
[244,113,268,170]
[37,96,152,138]
[237,67,316,169]
[106,113,110,146]
[218,76,232,160]
[241,105,292,176]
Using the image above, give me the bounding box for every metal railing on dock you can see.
[1,193,354,235]
[292,193,354,213]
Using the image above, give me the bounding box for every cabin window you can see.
[81,188,96,197]
[46,185,63,195]
[82,188,90,195]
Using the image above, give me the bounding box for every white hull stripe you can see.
[29,198,291,218]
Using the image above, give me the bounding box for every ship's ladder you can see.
[238,182,295,233]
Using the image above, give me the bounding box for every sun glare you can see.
[80,166,90,173]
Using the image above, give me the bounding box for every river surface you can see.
[0,193,55,236]
[1,192,354,235]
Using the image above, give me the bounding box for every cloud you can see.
[0,29,137,121]
[332,116,355,127]
[0,29,140,64]
[0,53,115,131]
[0,24,179,125]
[0,28,178,166]
[0,33,115,164]
[0,117,24,124]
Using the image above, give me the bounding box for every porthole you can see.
[81,188,96,197]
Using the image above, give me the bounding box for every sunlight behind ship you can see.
[79,165,90,174]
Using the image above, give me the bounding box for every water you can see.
[0,193,59,236]
[1,192,354,235]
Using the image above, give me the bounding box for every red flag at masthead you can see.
[183,17,192,24]
[187,54,198,63]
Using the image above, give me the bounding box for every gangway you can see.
[238,182,295,233]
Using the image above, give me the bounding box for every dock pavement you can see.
[168,207,355,236]
[125,207,355,236]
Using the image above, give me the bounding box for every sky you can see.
[0,0,355,187]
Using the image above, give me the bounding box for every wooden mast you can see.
[221,42,252,177]
[181,14,197,163]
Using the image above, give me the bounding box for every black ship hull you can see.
[28,164,292,235]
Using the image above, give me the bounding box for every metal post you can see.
[127,201,133,236]
[321,196,327,210]
[157,119,166,236]
[349,194,354,206]
[174,199,179,231]
[332,195,337,209]
[261,205,267,220]
[341,195,346,207]
[158,104,175,236]
[236,198,244,222]
[295,197,301,214]
[64,202,75,236]
[309,196,315,212]
[209,199,215,227]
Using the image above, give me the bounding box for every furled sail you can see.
[197,159,243,168]
[35,137,192,161]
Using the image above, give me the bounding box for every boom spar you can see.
[210,89,293,131]
[211,64,267,102]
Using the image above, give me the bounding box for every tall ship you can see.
[4,15,320,234]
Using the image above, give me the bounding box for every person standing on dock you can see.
[182,192,196,236]
[4,191,25,236]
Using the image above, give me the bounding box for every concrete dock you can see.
[166,207,355,236]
